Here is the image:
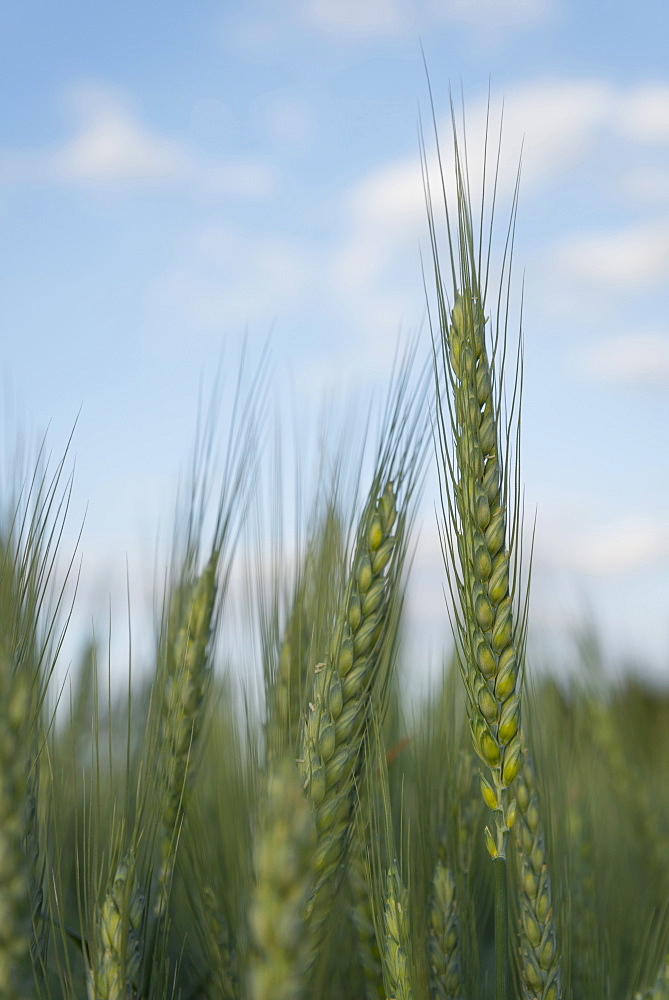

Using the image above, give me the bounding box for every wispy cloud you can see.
[0,83,275,196]
[618,84,669,144]
[536,498,669,576]
[556,222,669,290]
[299,0,552,40]
[430,0,554,31]
[570,516,669,576]
[580,331,669,385]
[143,223,314,335]
[327,79,631,342]
[302,0,411,38]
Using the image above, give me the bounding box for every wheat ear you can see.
[381,861,414,1000]
[514,749,562,1000]
[299,482,398,935]
[441,288,522,855]
[428,860,464,1000]
[427,114,525,1000]
[155,550,218,916]
[350,833,385,999]
[268,504,344,765]
[0,454,73,997]
[86,851,144,1000]
[248,758,315,1000]
[0,606,37,998]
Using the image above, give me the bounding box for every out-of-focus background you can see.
[2,0,669,688]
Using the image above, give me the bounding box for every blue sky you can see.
[2,0,669,688]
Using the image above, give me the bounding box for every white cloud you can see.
[259,93,313,145]
[430,0,553,30]
[328,80,623,336]
[302,0,411,37]
[581,332,669,385]
[618,165,669,205]
[571,517,669,576]
[144,224,313,335]
[535,497,669,577]
[556,222,669,289]
[618,84,669,144]
[0,83,275,197]
[301,0,552,40]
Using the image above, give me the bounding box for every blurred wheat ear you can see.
[0,439,76,997]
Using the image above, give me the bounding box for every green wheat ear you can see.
[382,860,414,1000]
[513,749,562,1000]
[429,859,465,1000]
[298,481,400,939]
[425,99,527,1000]
[248,757,315,1000]
[154,549,219,917]
[0,446,74,998]
[436,282,523,858]
[86,850,145,1000]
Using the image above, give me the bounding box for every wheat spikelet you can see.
[381,861,413,1000]
[299,482,399,940]
[428,860,464,1000]
[248,758,315,1000]
[514,750,562,1000]
[86,851,145,1000]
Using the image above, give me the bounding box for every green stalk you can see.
[493,857,509,1000]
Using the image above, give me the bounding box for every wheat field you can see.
[0,111,668,1000]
